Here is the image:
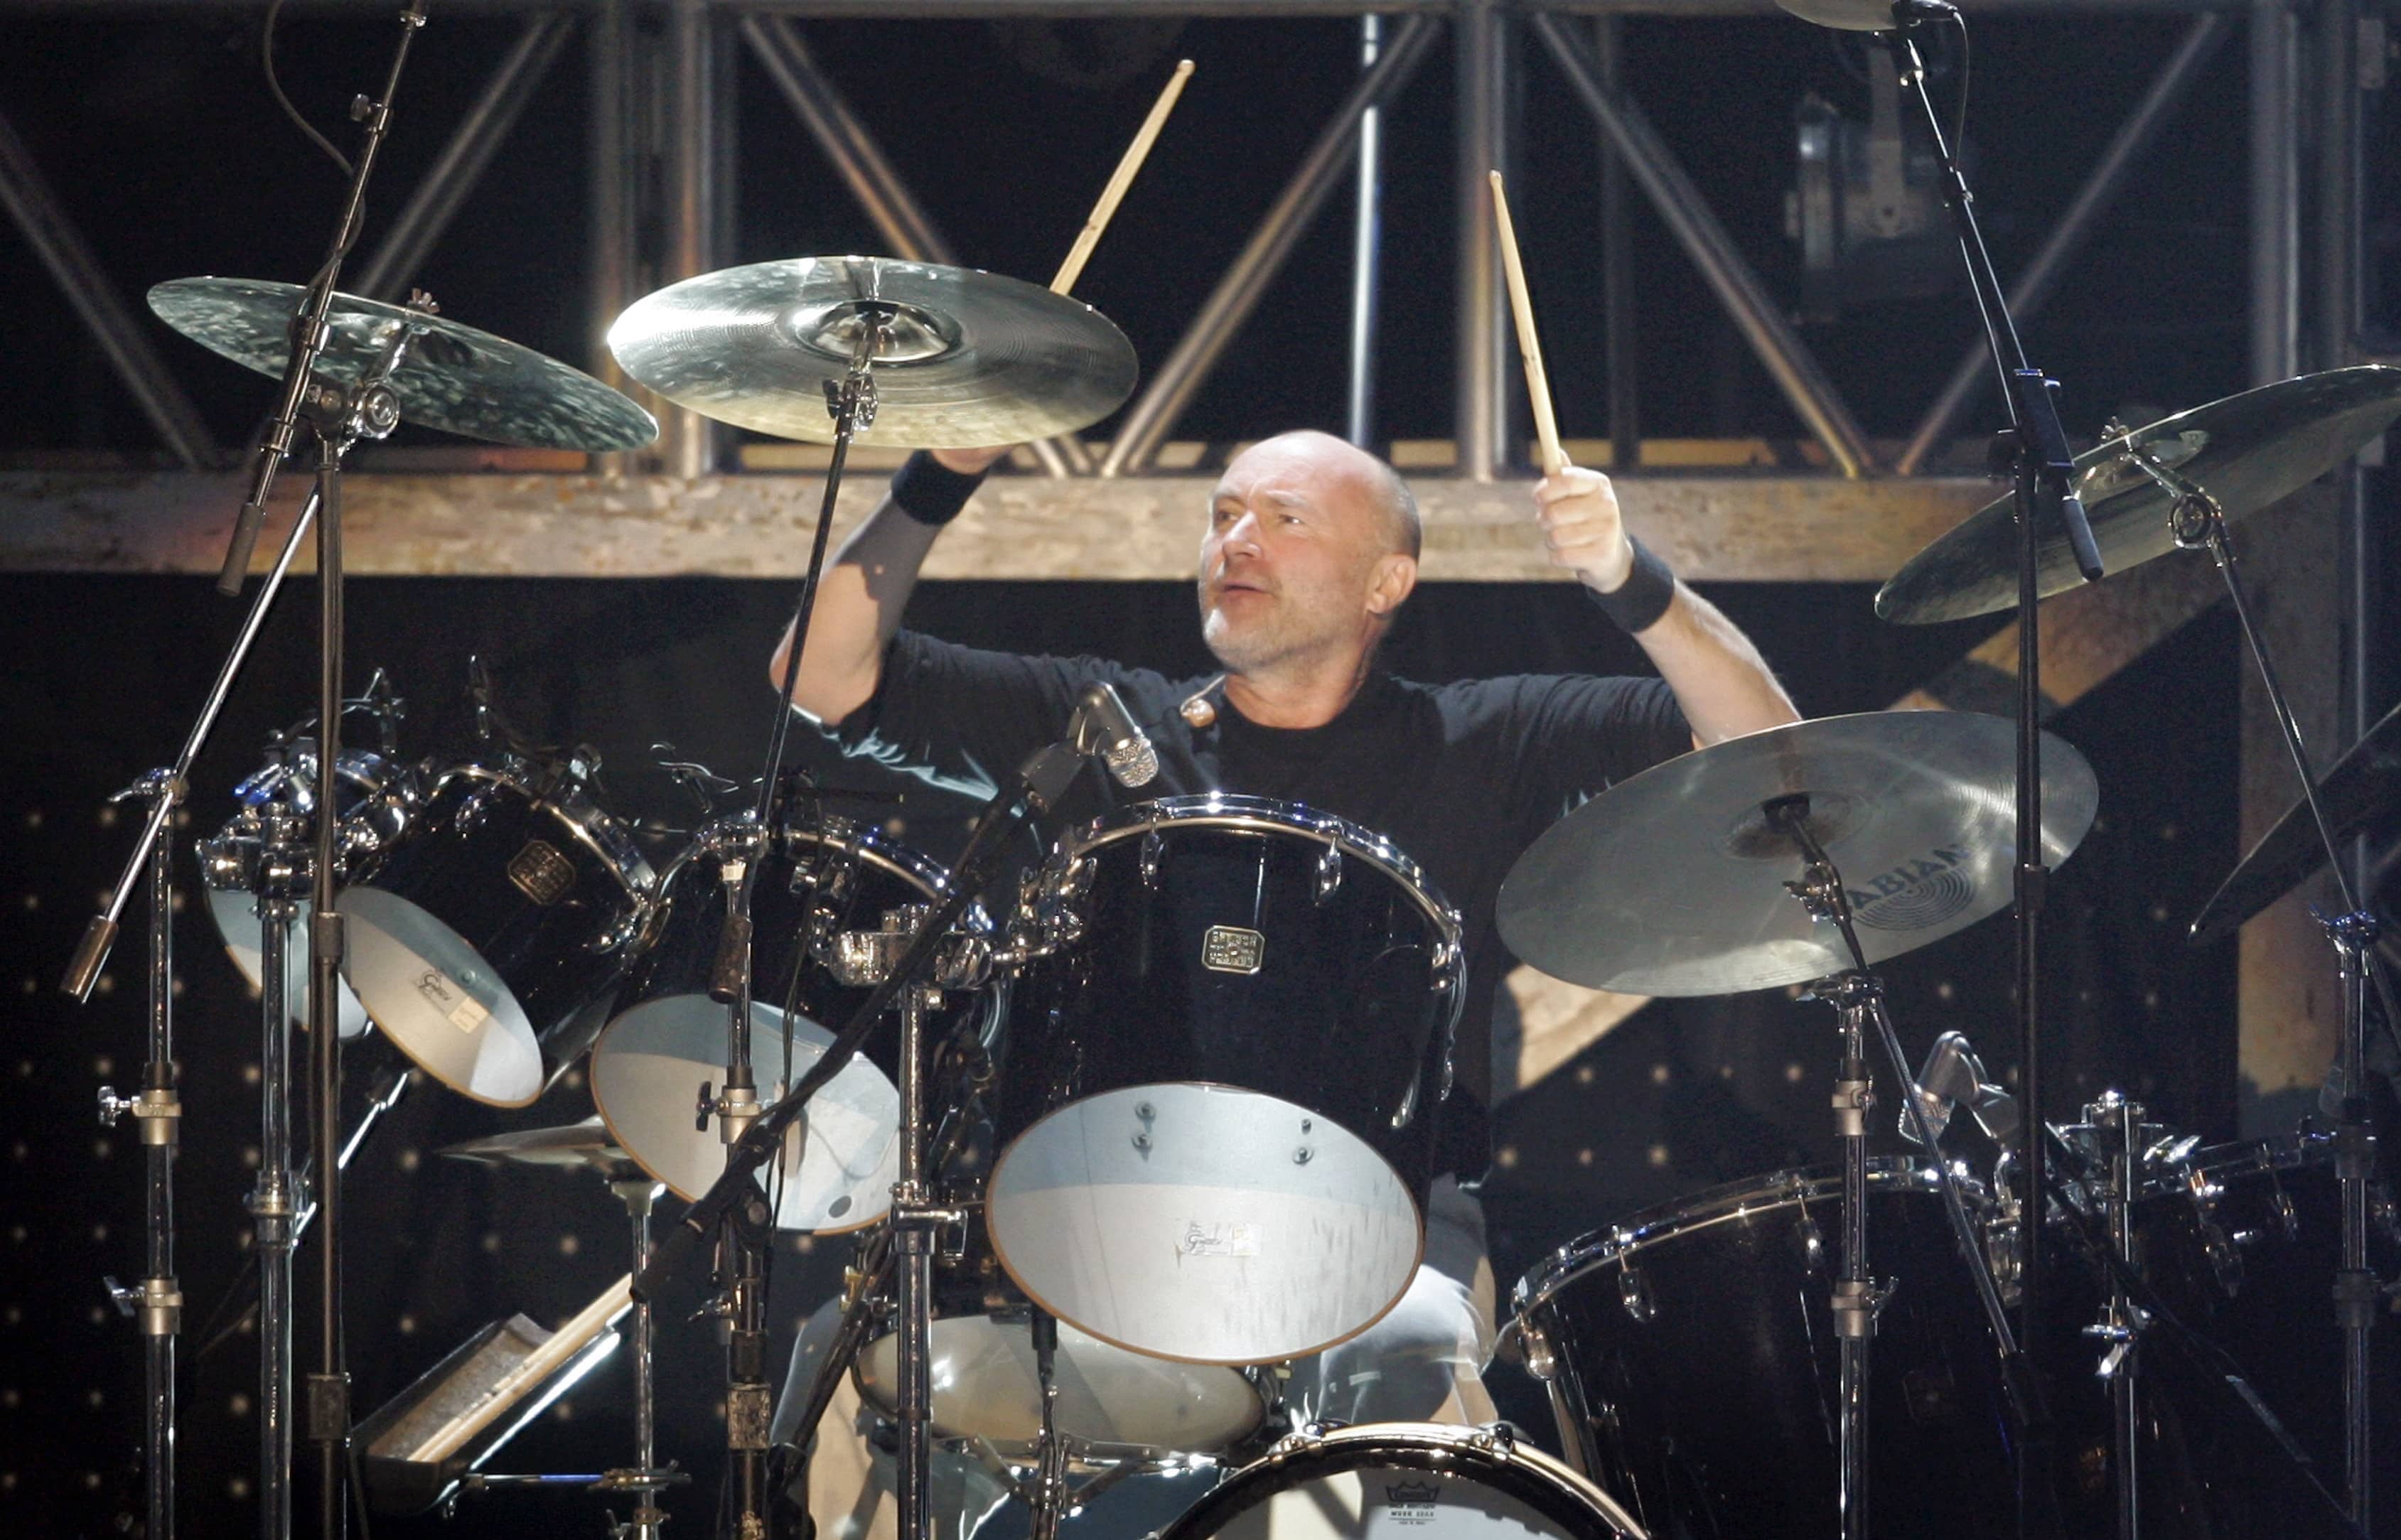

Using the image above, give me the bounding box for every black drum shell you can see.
[993,809,1459,1200]
[615,819,993,1082]
[345,764,650,1070]
[1514,1160,2017,1540]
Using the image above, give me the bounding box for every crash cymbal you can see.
[1498,711,2097,996]
[439,1117,643,1178]
[1877,366,2401,625]
[606,255,1137,448]
[148,277,659,452]
[2188,698,2401,949]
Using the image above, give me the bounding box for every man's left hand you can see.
[1532,465,1636,593]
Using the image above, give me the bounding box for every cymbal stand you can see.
[1883,23,2105,1534]
[1771,796,2049,1540]
[707,302,890,1537]
[250,787,311,1540]
[2115,440,2391,1532]
[600,1175,674,1540]
[89,769,185,1540]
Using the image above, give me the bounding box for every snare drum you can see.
[1153,1422,1643,1539]
[338,756,654,1106]
[588,815,998,1232]
[1510,1159,2014,1539]
[198,743,417,1040]
[989,795,1463,1367]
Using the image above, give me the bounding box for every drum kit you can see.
[52,7,2401,1540]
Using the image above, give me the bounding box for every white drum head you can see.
[856,1313,1262,1455]
[338,888,544,1106]
[589,997,899,1232]
[205,886,372,1039]
[987,1084,1422,1364]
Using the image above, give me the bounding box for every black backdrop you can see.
[0,568,2239,1535]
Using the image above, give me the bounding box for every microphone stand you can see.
[702,301,894,1535]
[1881,14,2102,1535]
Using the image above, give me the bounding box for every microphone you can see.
[1070,682,1158,789]
[1903,1030,2020,1144]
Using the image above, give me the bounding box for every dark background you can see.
[1,4,2392,1537]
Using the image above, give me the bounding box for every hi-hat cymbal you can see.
[606,255,1137,448]
[1498,711,2097,997]
[2188,698,2401,949]
[439,1117,643,1179]
[1877,366,2401,625]
[149,277,659,453]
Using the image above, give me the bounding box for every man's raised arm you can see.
[768,445,1011,724]
[1532,465,1800,747]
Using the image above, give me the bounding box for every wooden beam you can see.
[0,470,1987,583]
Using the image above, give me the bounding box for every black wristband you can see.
[888,450,990,527]
[1584,536,1677,634]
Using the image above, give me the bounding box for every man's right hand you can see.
[932,446,1014,475]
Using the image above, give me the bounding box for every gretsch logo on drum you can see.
[414,969,490,1033]
[1847,845,1977,932]
[1201,925,1264,974]
[1178,1221,1258,1259]
[1385,1480,1442,1524]
[507,839,576,905]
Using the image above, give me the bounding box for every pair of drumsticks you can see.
[1060,65,1566,479]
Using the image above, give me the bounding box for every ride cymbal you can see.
[1498,711,2097,996]
[606,255,1137,448]
[149,276,659,452]
[1877,366,2401,625]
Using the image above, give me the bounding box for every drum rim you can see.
[1151,1421,1641,1539]
[1510,1156,1983,1318]
[416,756,658,899]
[655,810,992,935]
[1057,794,1463,955]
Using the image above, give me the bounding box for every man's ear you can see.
[1366,551,1419,617]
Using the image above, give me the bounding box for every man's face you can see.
[1197,435,1399,678]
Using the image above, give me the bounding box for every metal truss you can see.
[0,0,2366,494]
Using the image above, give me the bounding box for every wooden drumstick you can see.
[1051,59,1196,296]
[1489,170,1567,479]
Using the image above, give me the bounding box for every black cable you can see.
[262,0,355,178]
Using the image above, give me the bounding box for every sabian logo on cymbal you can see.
[1849,846,1976,932]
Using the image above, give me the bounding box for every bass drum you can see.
[1510,1159,2014,1540]
[1151,1423,1644,1539]
[589,814,999,1232]
[197,742,417,1040]
[990,795,1463,1367]
[338,755,654,1106]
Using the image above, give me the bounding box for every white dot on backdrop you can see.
[1647,1144,1670,1167]
[230,1394,251,1416]
[397,1149,420,1173]
[397,1316,416,1336]
[559,1234,579,1256]
[482,1233,502,1254]
[229,1477,250,1499]
[1574,1064,1594,1085]
[1576,1148,1594,1166]
[1785,1062,1805,1083]
[1649,1064,1669,1085]
[83,1472,101,1490]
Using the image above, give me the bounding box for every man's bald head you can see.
[1231,430,1422,561]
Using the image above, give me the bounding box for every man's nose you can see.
[1223,510,1264,556]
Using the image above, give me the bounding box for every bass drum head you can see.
[855,1311,1263,1455]
[589,999,898,1232]
[1154,1423,1643,1539]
